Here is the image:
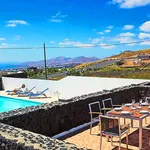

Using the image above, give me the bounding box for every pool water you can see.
[0,96,43,112]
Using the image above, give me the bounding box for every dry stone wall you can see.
[0,123,82,150]
[0,83,144,137]
[0,81,149,149]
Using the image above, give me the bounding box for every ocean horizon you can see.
[0,64,24,70]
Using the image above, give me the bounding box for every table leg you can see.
[139,119,142,149]
[131,119,133,128]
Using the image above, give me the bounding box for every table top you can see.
[107,103,150,120]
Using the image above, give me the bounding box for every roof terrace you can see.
[0,76,149,149]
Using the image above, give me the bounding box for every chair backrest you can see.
[89,101,101,118]
[102,98,113,109]
[99,115,120,134]
[28,86,36,92]
[146,97,150,103]
[41,88,49,94]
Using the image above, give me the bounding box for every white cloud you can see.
[139,21,150,32]
[59,39,94,47]
[50,11,67,23]
[112,32,136,46]
[100,43,115,49]
[8,20,27,24]
[109,0,150,8]
[0,43,16,48]
[104,29,111,33]
[140,41,150,45]
[118,32,136,37]
[89,38,102,44]
[6,20,28,27]
[50,41,55,44]
[0,37,5,41]
[108,25,114,29]
[50,19,62,23]
[112,36,136,45]
[6,24,16,27]
[123,25,135,30]
[97,32,104,35]
[0,43,8,48]
[74,43,94,47]
[14,35,21,40]
[139,32,150,39]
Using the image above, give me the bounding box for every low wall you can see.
[0,122,81,150]
[2,76,149,99]
[3,72,27,78]
[0,84,143,137]
[0,73,27,90]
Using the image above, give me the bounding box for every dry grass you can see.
[110,49,150,59]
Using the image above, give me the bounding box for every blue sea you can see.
[0,64,24,70]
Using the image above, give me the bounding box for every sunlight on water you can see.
[0,96,42,112]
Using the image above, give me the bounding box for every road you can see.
[36,59,120,79]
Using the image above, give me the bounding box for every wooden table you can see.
[107,104,150,149]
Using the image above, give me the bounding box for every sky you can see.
[0,0,150,62]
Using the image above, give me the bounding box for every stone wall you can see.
[3,72,27,78]
[0,122,81,150]
[0,83,144,137]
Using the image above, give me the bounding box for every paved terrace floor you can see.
[0,91,58,103]
[65,118,150,150]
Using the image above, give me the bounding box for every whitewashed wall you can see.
[2,77,59,97]
[56,76,149,99]
[2,76,150,100]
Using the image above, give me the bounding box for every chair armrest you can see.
[89,112,102,115]
[102,108,113,111]
[120,123,130,130]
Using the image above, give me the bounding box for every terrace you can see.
[65,116,150,150]
[0,76,149,149]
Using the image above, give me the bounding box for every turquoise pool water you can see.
[0,96,43,112]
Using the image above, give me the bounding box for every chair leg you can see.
[119,136,121,150]
[90,120,92,134]
[106,135,109,142]
[124,118,126,125]
[100,133,102,150]
[126,132,128,149]
[131,119,133,128]
[111,136,113,146]
[98,123,100,131]
[145,117,147,124]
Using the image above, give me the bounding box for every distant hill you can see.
[20,56,99,67]
[109,49,150,59]
[75,49,150,69]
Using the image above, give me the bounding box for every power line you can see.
[0,40,150,49]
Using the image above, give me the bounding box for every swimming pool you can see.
[0,96,43,113]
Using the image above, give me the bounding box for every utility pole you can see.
[44,43,48,79]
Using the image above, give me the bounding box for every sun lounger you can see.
[28,88,49,99]
[17,86,36,97]
[6,84,25,95]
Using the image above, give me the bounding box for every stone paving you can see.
[65,118,150,150]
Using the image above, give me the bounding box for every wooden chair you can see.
[146,97,150,103]
[99,115,130,150]
[88,101,102,134]
[102,98,121,114]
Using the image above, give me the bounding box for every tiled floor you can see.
[65,118,150,150]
